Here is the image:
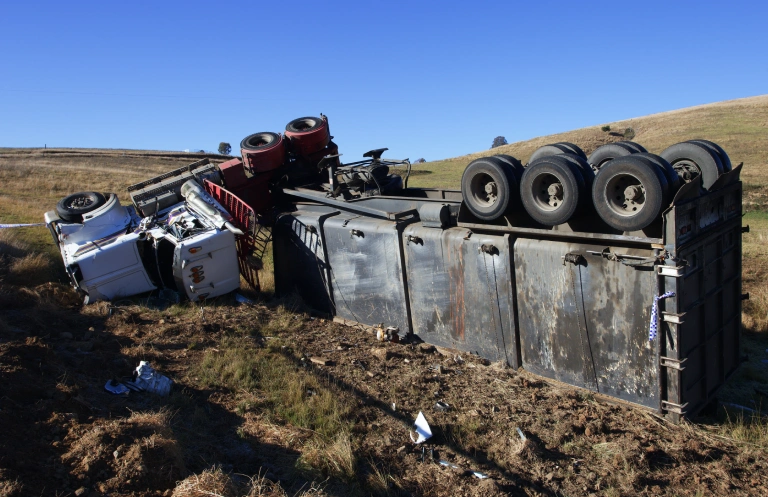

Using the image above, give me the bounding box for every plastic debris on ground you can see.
[235,293,254,304]
[410,411,432,444]
[126,361,173,396]
[439,461,490,479]
[516,427,527,440]
[104,380,129,395]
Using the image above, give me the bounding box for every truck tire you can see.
[284,116,330,156]
[520,155,585,226]
[632,152,681,193]
[556,153,595,190]
[687,139,732,172]
[553,142,588,161]
[616,141,648,153]
[493,154,525,181]
[528,143,572,164]
[461,157,517,221]
[592,156,668,232]
[240,132,286,173]
[587,143,636,170]
[660,141,723,190]
[56,191,107,222]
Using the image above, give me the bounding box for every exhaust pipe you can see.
[180,180,244,236]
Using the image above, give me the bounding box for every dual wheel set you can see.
[461,139,732,232]
[239,116,334,173]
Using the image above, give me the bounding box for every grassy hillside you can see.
[404,95,768,211]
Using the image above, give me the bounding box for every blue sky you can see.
[1,1,766,162]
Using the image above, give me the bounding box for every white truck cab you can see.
[45,181,242,303]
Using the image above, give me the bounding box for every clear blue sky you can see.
[1,1,766,162]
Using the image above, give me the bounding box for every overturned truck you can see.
[47,116,745,421]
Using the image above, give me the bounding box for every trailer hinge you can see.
[479,244,497,255]
[657,265,685,277]
[406,235,423,246]
[661,311,685,324]
[661,400,688,415]
[660,356,687,371]
[562,253,585,266]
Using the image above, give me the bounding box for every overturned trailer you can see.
[271,169,744,422]
[47,115,744,421]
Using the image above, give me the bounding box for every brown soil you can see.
[1,283,767,497]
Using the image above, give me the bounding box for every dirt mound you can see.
[61,409,185,494]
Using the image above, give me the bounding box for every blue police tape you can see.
[0,223,45,228]
[649,291,676,341]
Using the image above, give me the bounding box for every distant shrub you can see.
[413,158,426,164]
[624,128,636,140]
[491,136,508,149]
[601,125,611,132]
[218,142,232,155]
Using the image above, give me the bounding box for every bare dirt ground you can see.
[1,281,767,497]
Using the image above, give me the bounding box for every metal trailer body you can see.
[272,167,744,421]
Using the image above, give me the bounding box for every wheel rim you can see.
[531,173,564,212]
[605,173,646,217]
[469,172,499,208]
[672,159,701,183]
[67,195,94,209]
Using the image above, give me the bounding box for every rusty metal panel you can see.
[273,210,337,313]
[660,220,742,418]
[322,215,411,333]
[514,238,659,408]
[402,225,519,367]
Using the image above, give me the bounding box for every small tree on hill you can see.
[491,136,508,149]
[218,142,232,155]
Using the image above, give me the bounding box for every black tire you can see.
[461,158,517,221]
[632,152,681,193]
[240,131,281,151]
[687,140,732,172]
[552,142,588,161]
[587,143,636,170]
[592,156,668,232]
[616,141,648,153]
[285,117,324,133]
[56,191,107,222]
[493,154,525,181]
[528,143,572,164]
[660,142,723,190]
[556,153,595,190]
[520,155,585,226]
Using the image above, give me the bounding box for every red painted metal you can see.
[284,116,330,156]
[218,158,249,190]
[240,133,286,173]
[203,179,260,292]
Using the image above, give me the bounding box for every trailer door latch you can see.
[660,356,687,371]
[661,400,688,415]
[350,229,364,238]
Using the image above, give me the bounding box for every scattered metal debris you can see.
[410,411,432,444]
